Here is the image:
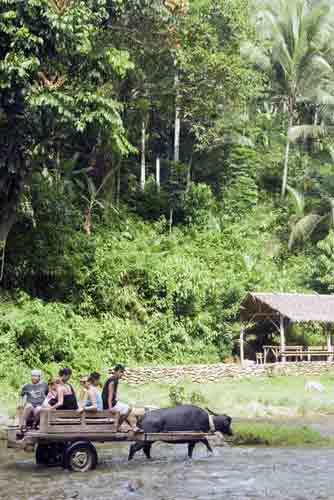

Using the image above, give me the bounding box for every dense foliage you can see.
[1,0,334,387]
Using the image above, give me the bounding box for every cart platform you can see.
[7,409,210,471]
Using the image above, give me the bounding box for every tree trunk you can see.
[0,201,18,244]
[0,204,17,282]
[0,168,26,280]
[281,114,293,199]
[156,157,160,191]
[169,207,173,234]
[83,208,92,236]
[140,120,146,190]
[174,71,180,163]
[186,155,192,192]
[116,162,121,206]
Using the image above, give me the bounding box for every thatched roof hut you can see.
[241,293,334,324]
[239,293,334,364]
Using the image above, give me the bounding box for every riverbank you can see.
[229,421,329,446]
[121,374,334,419]
[2,372,334,419]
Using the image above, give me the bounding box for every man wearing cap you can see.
[19,370,48,430]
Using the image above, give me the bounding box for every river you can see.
[1,441,334,500]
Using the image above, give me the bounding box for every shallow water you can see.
[1,441,334,500]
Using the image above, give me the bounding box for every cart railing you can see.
[39,409,119,433]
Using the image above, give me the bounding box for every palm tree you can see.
[286,185,333,249]
[249,0,334,199]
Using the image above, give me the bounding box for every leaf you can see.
[86,177,97,198]
[286,185,305,217]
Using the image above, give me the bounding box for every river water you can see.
[1,441,334,500]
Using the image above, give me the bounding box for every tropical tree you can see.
[0,0,134,278]
[286,185,333,249]
[309,231,334,293]
[248,0,334,199]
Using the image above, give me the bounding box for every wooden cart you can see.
[7,409,210,472]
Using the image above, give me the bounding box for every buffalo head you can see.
[213,414,233,436]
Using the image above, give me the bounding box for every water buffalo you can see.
[128,404,232,460]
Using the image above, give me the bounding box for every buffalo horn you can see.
[206,407,218,417]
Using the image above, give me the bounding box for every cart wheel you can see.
[36,443,66,466]
[63,441,98,472]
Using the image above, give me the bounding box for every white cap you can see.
[31,369,42,377]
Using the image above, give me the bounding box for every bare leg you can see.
[33,406,42,428]
[110,410,120,431]
[21,404,34,429]
[125,410,142,432]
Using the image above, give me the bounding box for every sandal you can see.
[132,426,144,433]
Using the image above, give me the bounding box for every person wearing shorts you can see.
[19,369,48,430]
[102,364,141,432]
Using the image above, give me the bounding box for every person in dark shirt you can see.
[19,369,48,430]
[54,367,78,410]
[102,364,141,432]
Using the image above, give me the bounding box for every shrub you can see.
[183,183,216,227]
[169,384,187,406]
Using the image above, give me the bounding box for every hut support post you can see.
[280,315,286,362]
[326,328,333,361]
[240,325,245,367]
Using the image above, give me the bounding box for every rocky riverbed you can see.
[1,440,334,500]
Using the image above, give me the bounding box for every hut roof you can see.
[240,293,334,323]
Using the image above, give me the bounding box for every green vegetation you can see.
[231,422,327,446]
[118,375,334,418]
[1,0,334,397]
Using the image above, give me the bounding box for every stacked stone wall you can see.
[123,361,334,385]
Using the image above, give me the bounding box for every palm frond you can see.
[288,213,326,250]
[240,42,271,70]
[286,185,305,217]
[288,124,325,142]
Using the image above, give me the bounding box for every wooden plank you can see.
[24,430,208,444]
[48,418,116,425]
[39,411,49,433]
[40,409,119,434]
[46,410,117,420]
[45,425,119,433]
[307,346,327,351]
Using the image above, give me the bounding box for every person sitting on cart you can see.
[78,372,103,412]
[42,377,60,409]
[54,367,78,410]
[78,375,89,404]
[19,369,48,430]
[102,364,142,432]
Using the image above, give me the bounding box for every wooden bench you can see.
[263,345,281,363]
[256,353,264,364]
[280,346,304,361]
[306,346,333,361]
[39,410,119,434]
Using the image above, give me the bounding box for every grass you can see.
[2,373,334,421]
[230,422,328,446]
[121,374,334,418]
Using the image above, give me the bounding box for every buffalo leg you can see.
[201,438,213,453]
[187,442,196,458]
[128,442,145,461]
[143,443,152,459]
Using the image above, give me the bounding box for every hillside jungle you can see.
[1,0,334,394]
